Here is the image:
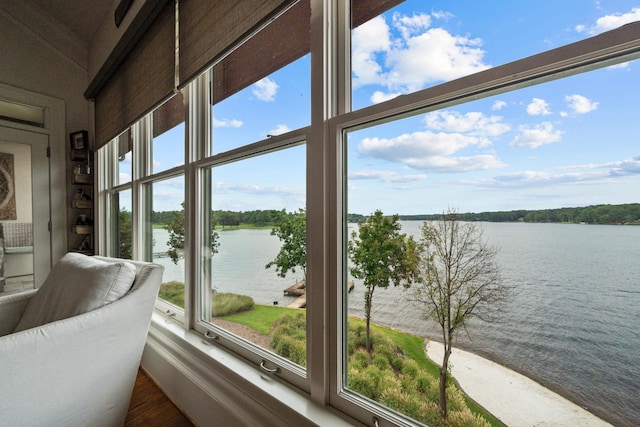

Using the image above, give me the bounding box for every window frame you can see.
[95,2,640,424]
[326,14,640,427]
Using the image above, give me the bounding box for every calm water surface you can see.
[155,222,640,426]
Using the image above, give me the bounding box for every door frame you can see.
[0,83,67,279]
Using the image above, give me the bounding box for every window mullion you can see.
[184,72,210,329]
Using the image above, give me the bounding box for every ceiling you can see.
[30,0,113,44]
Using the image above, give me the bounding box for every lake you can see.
[153,222,640,426]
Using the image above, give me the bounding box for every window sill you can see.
[142,311,360,427]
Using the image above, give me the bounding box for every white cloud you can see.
[404,154,505,172]
[606,155,640,176]
[565,94,599,114]
[360,131,480,158]
[267,124,291,136]
[358,130,505,173]
[370,91,402,104]
[526,98,551,116]
[213,181,301,198]
[352,11,490,96]
[119,172,131,184]
[349,169,427,182]
[492,100,507,110]
[510,122,564,148]
[476,155,640,189]
[424,111,510,138]
[252,77,279,101]
[577,7,640,35]
[385,27,488,91]
[212,117,243,128]
[393,12,432,40]
[352,16,391,88]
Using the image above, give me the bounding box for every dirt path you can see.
[211,318,273,351]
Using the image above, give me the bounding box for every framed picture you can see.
[70,130,88,150]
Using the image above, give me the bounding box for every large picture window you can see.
[96,1,640,426]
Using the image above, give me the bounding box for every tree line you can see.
[152,209,285,228]
[348,203,640,225]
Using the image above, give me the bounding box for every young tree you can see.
[166,204,219,264]
[413,210,508,420]
[348,210,419,352]
[266,208,307,280]
[117,208,132,259]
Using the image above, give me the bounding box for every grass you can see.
[155,287,504,427]
[222,305,295,335]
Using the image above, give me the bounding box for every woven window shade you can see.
[210,0,309,105]
[94,1,175,149]
[178,0,293,88]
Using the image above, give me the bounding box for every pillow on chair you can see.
[13,253,136,333]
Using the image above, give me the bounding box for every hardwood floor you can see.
[124,369,194,427]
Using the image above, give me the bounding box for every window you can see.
[341,59,640,424]
[96,2,640,426]
[195,143,307,386]
[148,175,185,308]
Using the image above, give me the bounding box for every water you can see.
[154,223,640,426]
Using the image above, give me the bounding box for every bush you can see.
[158,281,185,307]
[212,293,254,317]
[270,313,306,366]
[348,367,378,399]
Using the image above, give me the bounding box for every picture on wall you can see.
[0,152,16,220]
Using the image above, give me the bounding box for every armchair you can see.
[0,254,163,427]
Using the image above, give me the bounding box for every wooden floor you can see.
[124,369,195,427]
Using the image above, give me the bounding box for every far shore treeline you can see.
[149,203,640,227]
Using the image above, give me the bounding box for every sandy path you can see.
[425,341,612,427]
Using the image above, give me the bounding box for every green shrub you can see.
[348,367,378,399]
[352,349,370,368]
[400,359,419,377]
[158,281,185,307]
[270,313,307,366]
[372,354,390,370]
[212,293,254,317]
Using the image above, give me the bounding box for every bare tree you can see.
[412,210,509,420]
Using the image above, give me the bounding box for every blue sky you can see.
[140,0,639,215]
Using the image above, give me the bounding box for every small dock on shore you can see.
[285,280,354,309]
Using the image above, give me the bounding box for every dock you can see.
[283,280,306,296]
[285,281,354,309]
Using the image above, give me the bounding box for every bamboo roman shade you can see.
[93,0,175,148]
[87,0,404,148]
[179,0,294,88]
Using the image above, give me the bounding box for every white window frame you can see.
[326,13,640,427]
[95,1,640,424]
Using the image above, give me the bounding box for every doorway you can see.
[0,127,51,292]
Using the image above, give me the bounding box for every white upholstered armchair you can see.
[0,254,164,427]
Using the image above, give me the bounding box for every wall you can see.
[0,1,91,255]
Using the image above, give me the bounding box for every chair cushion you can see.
[13,253,136,333]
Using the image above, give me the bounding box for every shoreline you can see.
[425,341,612,427]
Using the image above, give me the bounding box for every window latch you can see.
[259,360,280,375]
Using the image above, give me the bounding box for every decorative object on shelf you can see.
[0,152,16,220]
[76,214,92,226]
[76,235,91,252]
[69,131,88,151]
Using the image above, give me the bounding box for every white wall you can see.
[0,2,89,140]
[0,1,94,257]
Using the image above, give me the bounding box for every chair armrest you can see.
[0,291,35,337]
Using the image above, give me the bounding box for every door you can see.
[0,126,51,291]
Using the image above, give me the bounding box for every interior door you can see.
[0,126,51,291]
